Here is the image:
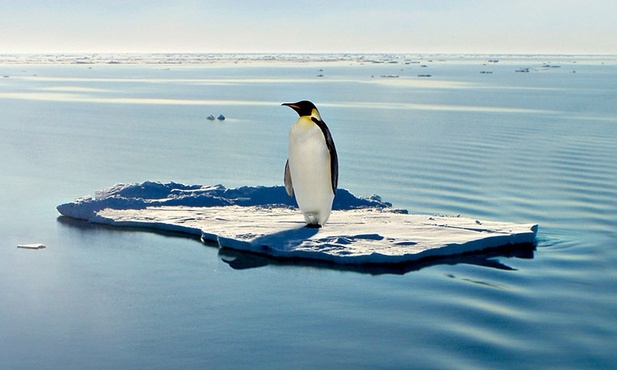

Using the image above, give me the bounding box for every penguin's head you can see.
[282,100,320,119]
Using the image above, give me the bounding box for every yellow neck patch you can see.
[310,108,322,121]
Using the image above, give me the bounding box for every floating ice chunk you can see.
[17,243,46,250]
[57,182,537,265]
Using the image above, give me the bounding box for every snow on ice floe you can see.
[56,181,537,265]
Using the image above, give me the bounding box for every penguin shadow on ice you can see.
[241,223,321,252]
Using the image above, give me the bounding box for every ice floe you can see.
[57,182,537,265]
[17,243,46,250]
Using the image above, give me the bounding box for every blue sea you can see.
[1,54,616,369]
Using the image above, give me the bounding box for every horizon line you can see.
[2,51,617,56]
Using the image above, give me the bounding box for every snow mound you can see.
[57,182,537,265]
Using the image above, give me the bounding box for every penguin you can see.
[282,100,338,227]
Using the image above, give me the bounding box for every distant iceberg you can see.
[57,182,537,265]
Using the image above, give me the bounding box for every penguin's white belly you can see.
[288,119,334,226]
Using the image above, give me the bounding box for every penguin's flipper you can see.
[284,159,293,197]
[312,117,338,195]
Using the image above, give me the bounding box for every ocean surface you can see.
[1,54,616,369]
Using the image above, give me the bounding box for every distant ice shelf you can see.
[57,182,537,265]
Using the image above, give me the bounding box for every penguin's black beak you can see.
[282,102,302,116]
[282,102,299,110]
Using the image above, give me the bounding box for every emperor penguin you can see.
[282,100,338,228]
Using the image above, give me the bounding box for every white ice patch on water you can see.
[57,181,537,265]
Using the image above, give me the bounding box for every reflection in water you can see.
[0,91,277,107]
[1,90,553,114]
[218,243,535,276]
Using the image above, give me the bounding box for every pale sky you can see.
[1,0,616,54]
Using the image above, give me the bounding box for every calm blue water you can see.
[1,56,616,369]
